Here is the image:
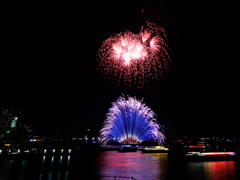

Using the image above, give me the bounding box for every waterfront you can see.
[0,151,239,180]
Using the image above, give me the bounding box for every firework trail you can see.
[99,95,165,145]
[97,22,171,87]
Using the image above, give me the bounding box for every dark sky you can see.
[1,1,237,139]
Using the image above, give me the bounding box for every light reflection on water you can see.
[0,151,238,180]
[96,151,168,179]
[38,155,70,180]
[187,161,237,180]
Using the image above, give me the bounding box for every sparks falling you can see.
[99,95,165,145]
[97,22,171,87]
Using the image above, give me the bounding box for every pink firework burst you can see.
[97,22,171,87]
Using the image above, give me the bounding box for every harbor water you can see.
[0,151,239,180]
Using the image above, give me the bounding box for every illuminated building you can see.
[186,141,206,152]
[0,108,21,128]
[0,127,29,152]
[0,108,33,153]
[0,108,33,132]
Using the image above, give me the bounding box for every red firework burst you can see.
[97,22,171,87]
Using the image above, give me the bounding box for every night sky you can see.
[1,1,237,140]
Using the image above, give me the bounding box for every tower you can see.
[11,116,18,128]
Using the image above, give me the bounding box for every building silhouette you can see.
[0,108,33,152]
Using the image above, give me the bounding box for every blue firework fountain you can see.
[99,95,165,145]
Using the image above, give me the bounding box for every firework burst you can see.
[97,22,171,87]
[99,95,165,145]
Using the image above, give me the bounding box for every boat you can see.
[118,145,137,152]
[141,146,169,153]
[185,151,237,161]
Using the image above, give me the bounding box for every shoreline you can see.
[1,149,238,162]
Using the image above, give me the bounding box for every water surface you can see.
[0,151,238,180]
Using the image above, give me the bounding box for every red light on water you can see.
[204,161,236,180]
